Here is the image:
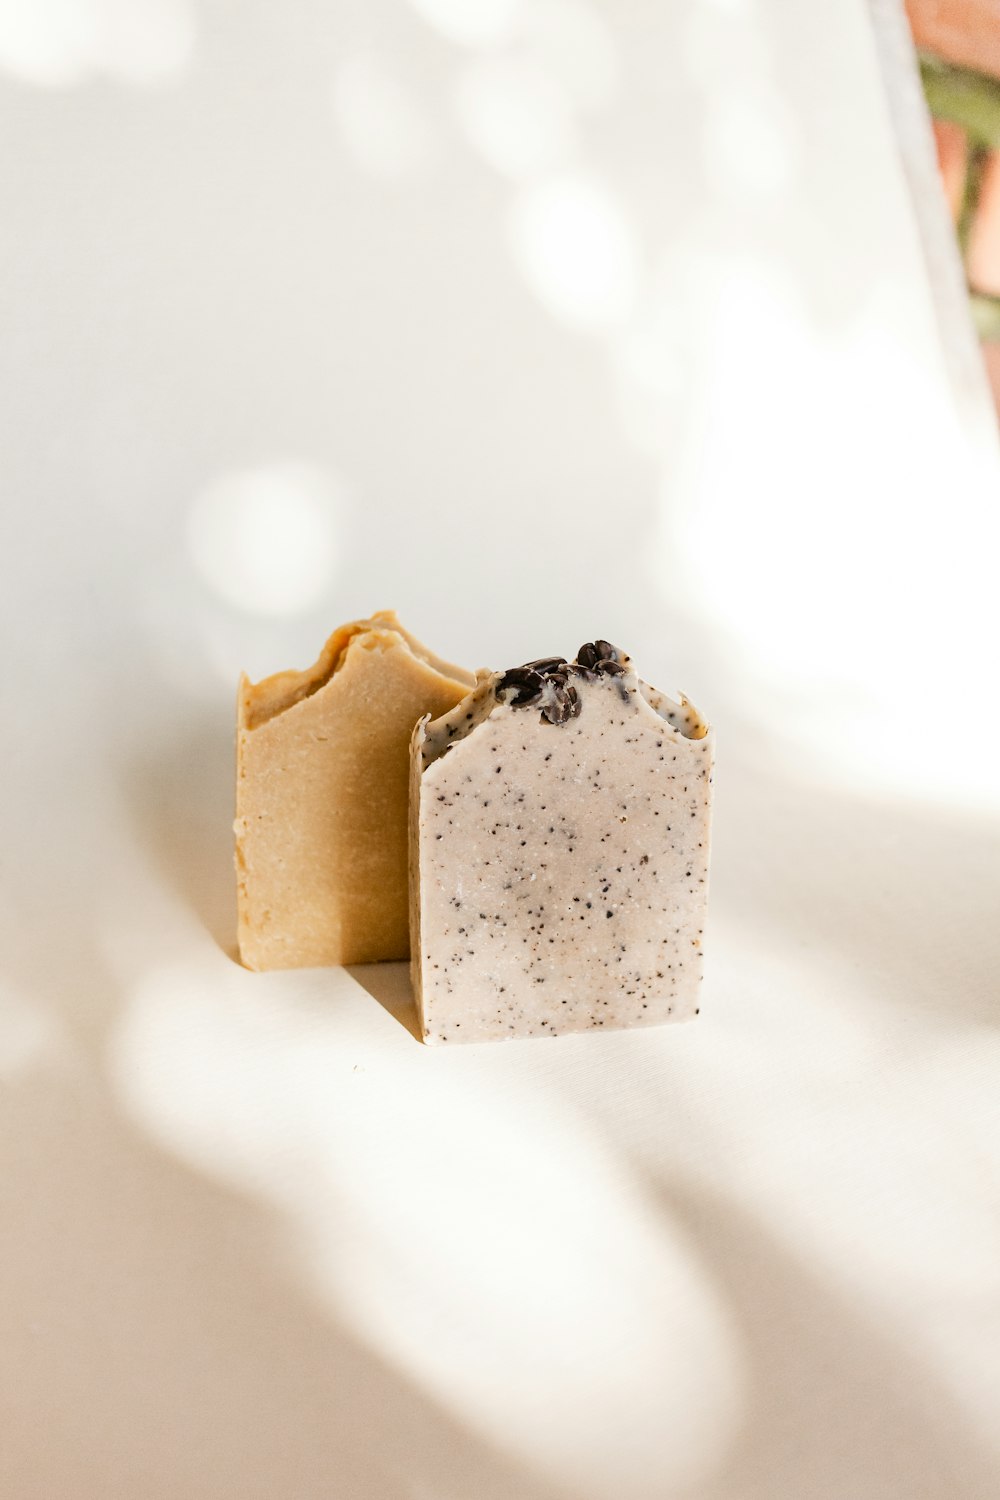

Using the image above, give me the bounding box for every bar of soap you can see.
[409,641,713,1043]
[236,611,472,970]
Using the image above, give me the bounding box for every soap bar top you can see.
[410,641,714,1044]
[238,610,470,733]
[236,610,473,971]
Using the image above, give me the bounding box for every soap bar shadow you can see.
[347,962,422,1042]
[120,716,238,963]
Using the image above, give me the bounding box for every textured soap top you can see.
[410,641,713,1044]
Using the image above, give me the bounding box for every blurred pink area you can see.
[911,0,1000,411]
[907,0,1000,77]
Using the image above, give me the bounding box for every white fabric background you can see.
[2,1,999,1496]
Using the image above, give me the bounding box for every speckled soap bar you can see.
[409,641,714,1044]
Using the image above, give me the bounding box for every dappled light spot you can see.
[110,962,745,1498]
[508,173,638,332]
[653,264,1000,809]
[455,56,574,179]
[333,51,438,178]
[517,0,619,112]
[704,91,799,198]
[0,0,196,88]
[612,289,685,454]
[187,463,341,618]
[407,0,523,49]
[306,1072,744,1498]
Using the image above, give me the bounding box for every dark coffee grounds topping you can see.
[523,657,568,674]
[546,681,582,724]
[577,640,620,670]
[497,641,628,725]
[497,665,546,706]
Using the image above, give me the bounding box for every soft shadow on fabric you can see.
[121,714,237,961]
[347,961,422,1042]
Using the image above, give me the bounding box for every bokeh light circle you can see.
[187,462,341,617]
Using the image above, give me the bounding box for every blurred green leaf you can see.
[970,292,1000,339]
[921,55,1000,147]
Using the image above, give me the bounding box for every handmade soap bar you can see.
[409,642,713,1043]
[237,611,472,970]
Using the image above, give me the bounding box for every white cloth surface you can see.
[1,2,999,1497]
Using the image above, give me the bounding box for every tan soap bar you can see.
[409,641,713,1044]
[237,611,472,970]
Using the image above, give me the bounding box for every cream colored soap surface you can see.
[411,670,713,1044]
